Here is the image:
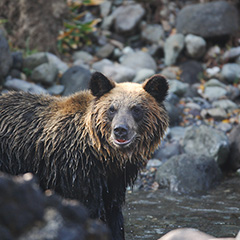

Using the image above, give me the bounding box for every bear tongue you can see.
[117,139,127,143]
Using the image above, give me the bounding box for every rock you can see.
[96,43,115,59]
[206,66,220,78]
[120,51,157,71]
[146,159,162,169]
[216,122,232,133]
[165,102,182,126]
[164,33,184,66]
[11,51,23,70]
[185,102,201,110]
[168,126,187,141]
[185,34,206,59]
[168,79,189,97]
[160,66,180,80]
[112,4,145,35]
[202,87,227,102]
[200,108,228,121]
[92,59,113,72]
[222,46,240,61]
[183,125,229,166]
[212,99,238,111]
[176,1,239,38]
[47,85,65,96]
[221,63,240,83]
[100,1,112,17]
[60,66,91,96]
[31,63,58,86]
[0,172,110,240]
[228,125,240,171]
[73,51,93,64]
[46,53,69,74]
[206,45,221,58]
[180,60,203,84]
[99,63,136,83]
[156,154,222,194]
[23,52,48,71]
[204,78,227,89]
[4,78,48,94]
[141,22,165,44]
[0,30,13,83]
[132,69,155,83]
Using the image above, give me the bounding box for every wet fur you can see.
[0,73,168,240]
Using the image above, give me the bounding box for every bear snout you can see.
[114,125,128,140]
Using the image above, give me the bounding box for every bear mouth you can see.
[113,135,135,147]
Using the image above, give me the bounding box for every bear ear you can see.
[90,72,115,97]
[142,74,169,103]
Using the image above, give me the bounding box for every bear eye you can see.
[131,105,143,121]
[108,105,116,119]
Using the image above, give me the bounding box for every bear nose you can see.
[114,125,128,139]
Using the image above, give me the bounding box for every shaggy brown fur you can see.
[0,72,168,240]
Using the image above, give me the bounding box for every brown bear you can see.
[0,72,168,240]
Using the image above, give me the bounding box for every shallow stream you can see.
[124,176,240,240]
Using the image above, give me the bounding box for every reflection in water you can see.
[124,176,240,240]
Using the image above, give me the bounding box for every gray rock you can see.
[4,78,48,94]
[92,59,113,72]
[11,51,23,70]
[100,0,112,17]
[60,66,91,96]
[165,102,182,126]
[185,34,206,59]
[180,60,203,84]
[160,66,180,80]
[96,43,115,59]
[222,46,240,61]
[100,63,136,83]
[183,125,229,166]
[47,85,65,96]
[221,63,240,83]
[229,125,240,170]
[23,52,48,71]
[200,108,228,121]
[132,69,155,83]
[164,34,184,66]
[120,51,157,72]
[112,4,145,35]
[0,172,110,240]
[168,126,186,141]
[212,99,238,111]
[216,122,232,133]
[0,30,13,83]
[46,52,69,74]
[156,153,222,194]
[31,63,58,86]
[73,51,93,64]
[168,79,189,97]
[202,86,227,101]
[146,159,162,169]
[141,23,165,44]
[176,1,239,38]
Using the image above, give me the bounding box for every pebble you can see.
[200,108,228,121]
[212,99,238,111]
[202,86,227,102]
[132,69,155,83]
[185,34,206,59]
[141,22,165,44]
[92,58,113,72]
[47,85,65,96]
[164,33,185,66]
[46,53,69,74]
[23,52,48,71]
[72,51,93,64]
[96,43,115,59]
[160,66,180,80]
[222,46,240,61]
[221,63,240,83]
[168,79,189,97]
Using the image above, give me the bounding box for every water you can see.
[124,176,240,240]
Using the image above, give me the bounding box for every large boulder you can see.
[176,1,239,38]
[156,154,222,194]
[182,125,229,166]
[0,172,110,240]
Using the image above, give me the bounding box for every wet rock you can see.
[183,125,229,166]
[31,63,58,86]
[212,99,238,111]
[228,125,240,171]
[200,108,228,121]
[23,52,48,71]
[176,1,239,38]
[161,66,180,80]
[180,60,203,84]
[164,33,184,66]
[4,78,48,94]
[156,153,222,194]
[221,63,240,83]
[112,4,145,35]
[46,53,69,74]
[141,22,165,44]
[96,43,115,59]
[120,51,157,71]
[132,69,155,83]
[73,51,93,64]
[60,66,91,96]
[0,30,13,84]
[185,34,206,59]
[168,79,189,97]
[0,172,110,240]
